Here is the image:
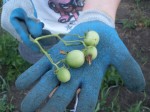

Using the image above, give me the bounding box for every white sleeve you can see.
[32,0,85,34]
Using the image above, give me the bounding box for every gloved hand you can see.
[1,0,44,52]
[15,11,146,112]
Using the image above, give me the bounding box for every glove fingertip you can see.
[21,99,32,112]
[15,72,33,90]
[27,19,44,38]
[126,72,146,92]
[15,77,25,90]
[112,53,146,93]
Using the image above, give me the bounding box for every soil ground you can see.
[109,0,150,110]
[2,0,150,111]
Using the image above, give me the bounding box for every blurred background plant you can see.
[0,31,31,112]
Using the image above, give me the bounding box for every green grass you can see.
[0,31,31,83]
[94,66,122,112]
[0,75,15,112]
[122,17,150,29]
[0,94,15,112]
[0,31,31,112]
[121,0,150,29]
[127,92,149,112]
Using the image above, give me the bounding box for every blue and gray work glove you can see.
[1,0,44,52]
[1,0,59,63]
[13,10,145,112]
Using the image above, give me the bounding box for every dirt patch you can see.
[116,0,150,94]
[108,0,150,111]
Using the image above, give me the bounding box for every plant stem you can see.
[34,33,85,47]
[59,33,84,38]
[35,34,57,41]
[56,59,66,65]
[30,35,59,69]
[29,32,86,69]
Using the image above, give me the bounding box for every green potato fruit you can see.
[66,50,85,68]
[56,67,71,83]
[84,30,100,46]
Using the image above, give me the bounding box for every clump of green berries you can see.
[31,30,100,83]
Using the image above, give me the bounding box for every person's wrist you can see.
[77,9,115,28]
[83,0,121,21]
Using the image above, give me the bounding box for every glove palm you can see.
[15,21,145,112]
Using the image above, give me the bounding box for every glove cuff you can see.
[77,9,115,28]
